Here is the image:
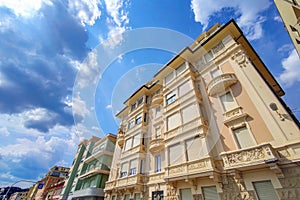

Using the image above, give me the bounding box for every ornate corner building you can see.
[104,20,300,200]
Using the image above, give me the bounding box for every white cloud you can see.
[274,15,282,22]
[72,92,90,118]
[106,104,112,109]
[102,0,130,47]
[0,126,10,136]
[190,0,271,40]
[278,49,300,87]
[67,0,102,26]
[0,0,52,18]
[77,51,101,88]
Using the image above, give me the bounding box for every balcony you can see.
[207,73,237,96]
[165,157,214,181]
[220,143,278,170]
[116,174,145,189]
[148,172,165,184]
[223,107,248,126]
[78,167,110,180]
[117,130,125,147]
[121,144,146,158]
[152,93,163,106]
[149,138,165,153]
[104,180,116,191]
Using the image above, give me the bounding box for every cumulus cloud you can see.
[0,0,52,18]
[103,0,130,47]
[190,0,271,40]
[278,49,300,87]
[0,126,10,136]
[67,0,102,26]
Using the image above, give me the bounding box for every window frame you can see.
[155,155,162,173]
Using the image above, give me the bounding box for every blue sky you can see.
[0,0,299,188]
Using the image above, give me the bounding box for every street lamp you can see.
[2,180,36,200]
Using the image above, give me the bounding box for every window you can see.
[211,68,221,78]
[120,163,128,178]
[176,63,186,75]
[167,112,180,131]
[253,181,278,200]
[124,194,130,200]
[202,186,219,200]
[220,92,237,111]
[137,97,143,106]
[135,116,142,125]
[204,50,213,63]
[111,195,116,200]
[185,136,205,161]
[178,81,191,97]
[212,41,225,54]
[180,188,193,200]
[232,126,255,149]
[134,193,141,200]
[155,106,161,118]
[128,120,135,129]
[166,91,176,105]
[131,103,136,111]
[124,138,132,151]
[182,104,198,124]
[169,143,183,165]
[140,159,144,174]
[155,126,161,138]
[152,191,164,200]
[155,155,162,172]
[144,113,147,123]
[129,159,138,175]
[133,134,140,147]
[165,72,174,85]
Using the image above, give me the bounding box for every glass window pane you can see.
[155,155,161,172]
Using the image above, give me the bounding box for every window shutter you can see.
[182,104,198,124]
[167,112,180,130]
[179,81,191,97]
[169,143,183,165]
[202,186,219,200]
[233,126,255,149]
[253,181,279,200]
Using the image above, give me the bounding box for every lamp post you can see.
[2,180,36,200]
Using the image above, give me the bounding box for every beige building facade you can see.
[274,0,300,56]
[104,20,300,200]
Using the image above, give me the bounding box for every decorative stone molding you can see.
[223,107,249,127]
[165,157,214,179]
[231,50,250,68]
[221,143,278,170]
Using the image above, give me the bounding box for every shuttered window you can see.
[233,126,255,149]
[253,181,279,200]
[124,194,130,200]
[180,188,193,200]
[165,72,174,85]
[176,63,186,75]
[120,163,128,178]
[179,81,192,97]
[133,134,140,147]
[129,159,138,175]
[220,92,236,111]
[124,138,132,150]
[167,112,180,130]
[182,104,198,124]
[202,186,219,200]
[134,193,141,200]
[186,137,205,161]
[169,143,183,165]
